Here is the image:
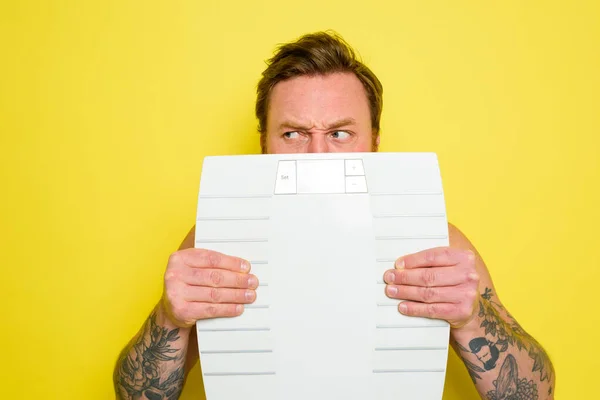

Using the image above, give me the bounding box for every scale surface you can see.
[194,152,450,400]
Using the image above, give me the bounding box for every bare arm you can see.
[448,225,555,399]
[113,225,257,399]
[113,228,195,400]
[113,304,190,399]
[383,223,554,398]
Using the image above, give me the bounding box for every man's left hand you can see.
[383,247,480,329]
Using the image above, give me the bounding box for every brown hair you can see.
[255,31,383,153]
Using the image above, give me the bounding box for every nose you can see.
[306,133,329,153]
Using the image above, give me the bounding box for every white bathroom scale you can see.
[194,152,450,400]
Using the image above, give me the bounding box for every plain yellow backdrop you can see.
[1,0,598,398]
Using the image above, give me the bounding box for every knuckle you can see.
[442,247,453,260]
[396,271,406,285]
[168,251,179,264]
[205,305,219,318]
[422,270,436,286]
[207,251,221,267]
[194,248,208,262]
[422,287,437,302]
[427,303,437,318]
[164,268,179,283]
[425,251,436,264]
[168,251,184,267]
[465,269,479,282]
[191,267,203,280]
[465,249,476,262]
[466,261,477,273]
[236,273,248,288]
[209,287,222,302]
[466,289,478,302]
[165,284,181,303]
[235,289,245,302]
[209,270,224,286]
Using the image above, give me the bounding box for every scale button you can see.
[275,161,296,194]
[345,159,365,176]
[345,176,367,193]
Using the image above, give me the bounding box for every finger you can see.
[395,247,474,269]
[397,301,457,320]
[184,285,256,304]
[187,303,245,320]
[384,267,477,287]
[386,284,474,304]
[183,268,259,289]
[176,248,251,273]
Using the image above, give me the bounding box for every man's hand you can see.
[383,247,480,329]
[160,248,258,328]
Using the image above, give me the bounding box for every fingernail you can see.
[245,290,255,301]
[248,276,258,288]
[385,271,395,284]
[395,259,405,269]
[236,304,244,313]
[387,286,398,296]
[241,261,250,273]
[399,302,407,314]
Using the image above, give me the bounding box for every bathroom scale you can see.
[194,152,450,400]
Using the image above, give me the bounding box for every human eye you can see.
[330,130,351,140]
[283,131,301,140]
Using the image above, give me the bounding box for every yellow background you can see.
[1,0,598,398]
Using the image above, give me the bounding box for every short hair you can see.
[469,337,489,353]
[255,31,383,153]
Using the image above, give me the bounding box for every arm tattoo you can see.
[487,354,539,400]
[454,340,486,383]
[456,288,554,396]
[114,311,185,400]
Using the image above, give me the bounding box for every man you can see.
[114,31,555,399]
[469,337,500,371]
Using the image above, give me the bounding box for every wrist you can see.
[450,310,481,342]
[157,299,193,333]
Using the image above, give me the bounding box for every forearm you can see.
[113,302,191,400]
[451,287,555,399]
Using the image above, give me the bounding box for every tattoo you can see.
[486,355,539,400]
[479,288,528,354]
[115,311,185,400]
[457,288,553,388]
[454,340,486,384]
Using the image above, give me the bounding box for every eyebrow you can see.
[278,117,357,131]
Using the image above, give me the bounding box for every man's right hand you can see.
[160,248,258,328]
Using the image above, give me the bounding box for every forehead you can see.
[267,72,371,130]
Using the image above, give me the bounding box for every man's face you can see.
[265,72,377,154]
[475,346,492,364]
